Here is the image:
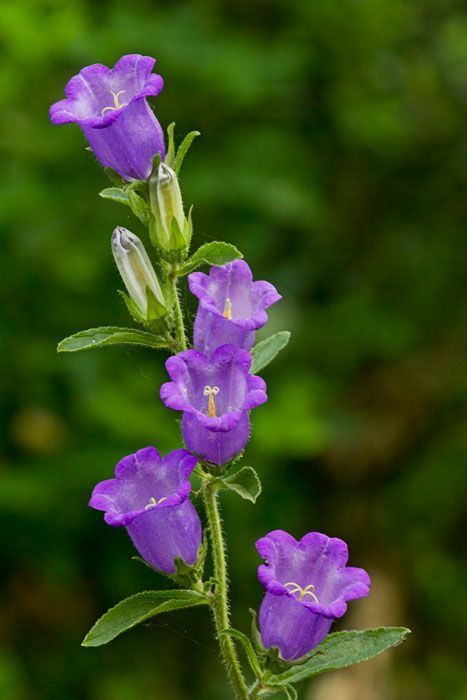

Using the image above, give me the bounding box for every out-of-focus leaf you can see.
[251,332,290,373]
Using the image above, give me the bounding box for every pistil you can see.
[101,90,129,116]
[223,297,232,320]
[203,385,220,417]
[284,581,319,604]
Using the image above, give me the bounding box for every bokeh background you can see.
[1,0,467,698]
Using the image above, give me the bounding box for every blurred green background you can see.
[1,0,467,698]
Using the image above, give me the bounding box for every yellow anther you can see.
[101,90,129,116]
[203,385,220,417]
[145,496,167,510]
[284,581,319,604]
[223,297,232,320]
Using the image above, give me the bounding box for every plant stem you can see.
[203,483,249,700]
[169,269,187,351]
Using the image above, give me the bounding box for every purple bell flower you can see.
[49,54,165,181]
[256,530,371,660]
[160,345,267,465]
[188,260,282,354]
[89,447,201,574]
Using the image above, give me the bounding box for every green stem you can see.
[203,484,249,700]
[169,269,187,351]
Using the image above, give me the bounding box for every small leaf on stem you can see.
[251,331,291,374]
[177,241,243,276]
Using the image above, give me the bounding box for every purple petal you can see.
[182,412,250,465]
[259,592,333,660]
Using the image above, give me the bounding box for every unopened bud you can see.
[149,163,190,255]
[111,227,165,317]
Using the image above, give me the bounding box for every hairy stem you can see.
[169,269,187,351]
[203,484,249,699]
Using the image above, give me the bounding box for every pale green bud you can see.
[111,227,165,317]
[149,163,190,256]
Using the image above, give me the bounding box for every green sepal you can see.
[99,187,130,205]
[165,122,176,167]
[249,608,264,654]
[81,590,209,647]
[128,190,149,225]
[118,290,146,323]
[146,287,168,322]
[265,627,411,686]
[57,326,168,353]
[168,557,203,589]
[173,130,201,174]
[283,686,298,700]
[214,466,262,503]
[251,331,291,374]
[219,628,263,680]
[176,241,243,276]
[103,167,124,186]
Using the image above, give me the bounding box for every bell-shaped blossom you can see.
[188,261,281,354]
[89,447,201,574]
[160,345,267,465]
[256,530,371,660]
[49,54,165,181]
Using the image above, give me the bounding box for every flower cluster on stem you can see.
[47,54,394,700]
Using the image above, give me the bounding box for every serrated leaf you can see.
[177,242,243,276]
[82,590,208,647]
[219,628,263,679]
[220,467,262,503]
[57,327,168,352]
[266,627,410,686]
[173,130,201,173]
[251,331,291,374]
[99,187,130,205]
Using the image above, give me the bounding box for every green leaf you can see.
[220,467,262,503]
[177,242,243,276]
[99,187,130,205]
[57,327,168,352]
[82,590,208,647]
[283,686,298,700]
[251,331,291,374]
[173,130,201,174]
[219,628,263,680]
[266,627,410,686]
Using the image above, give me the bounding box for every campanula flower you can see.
[49,54,165,181]
[160,345,267,465]
[188,261,281,354]
[256,530,371,660]
[89,447,201,574]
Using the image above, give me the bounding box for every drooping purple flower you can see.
[256,530,371,660]
[160,345,267,465]
[188,260,282,355]
[49,54,165,181]
[89,447,201,574]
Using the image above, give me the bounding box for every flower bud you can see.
[111,227,165,318]
[149,163,190,255]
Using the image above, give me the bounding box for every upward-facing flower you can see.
[188,261,281,355]
[160,345,267,465]
[49,54,165,181]
[256,530,371,660]
[89,447,201,574]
